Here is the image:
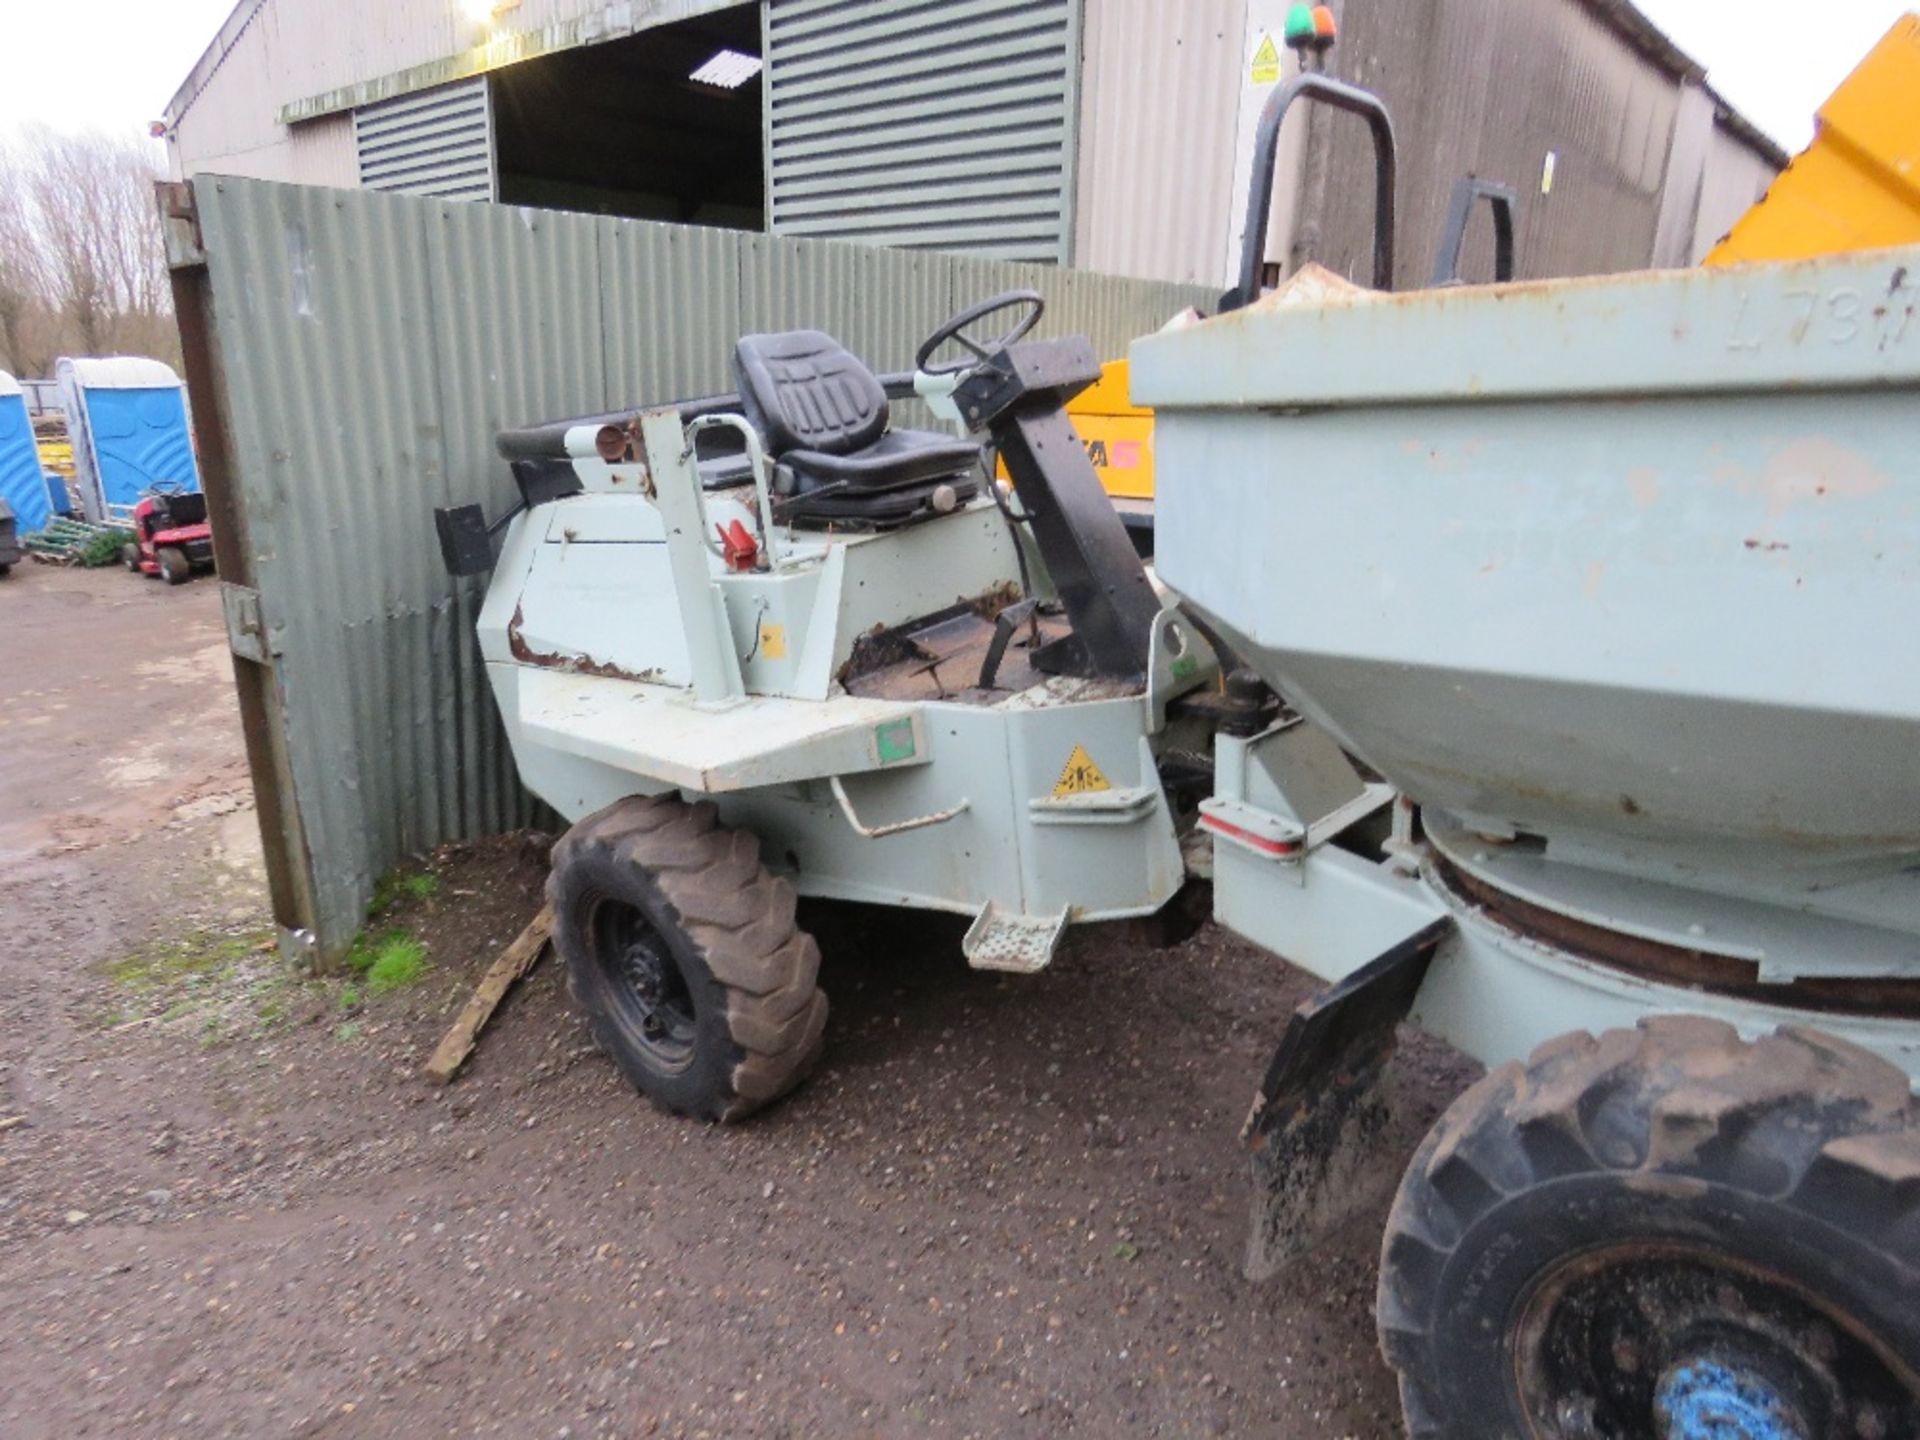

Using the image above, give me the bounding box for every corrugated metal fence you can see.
[163,173,1207,966]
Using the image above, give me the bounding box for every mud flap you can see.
[1242,918,1449,1280]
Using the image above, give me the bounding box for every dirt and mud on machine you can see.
[121,482,215,584]
[445,49,1919,1440]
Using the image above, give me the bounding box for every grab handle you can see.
[1224,73,1397,311]
[1431,177,1518,287]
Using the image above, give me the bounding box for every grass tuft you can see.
[369,867,439,918]
[107,928,274,990]
[364,935,430,995]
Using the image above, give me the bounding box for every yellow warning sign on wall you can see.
[1250,33,1281,85]
[1053,744,1113,799]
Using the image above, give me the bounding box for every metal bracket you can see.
[279,925,318,975]
[638,407,746,705]
[1145,602,1219,732]
[829,775,969,840]
[221,582,271,663]
[156,180,205,268]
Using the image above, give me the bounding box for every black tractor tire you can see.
[157,546,191,584]
[122,542,141,571]
[1379,1015,1920,1439]
[549,794,827,1122]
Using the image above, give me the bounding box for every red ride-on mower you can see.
[122,483,215,585]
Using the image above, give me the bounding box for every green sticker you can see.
[1171,654,1200,682]
[874,718,917,764]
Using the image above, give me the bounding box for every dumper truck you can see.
[444,34,1920,1439]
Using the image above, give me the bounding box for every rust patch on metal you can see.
[1437,858,1920,1019]
[965,580,1024,620]
[508,603,663,683]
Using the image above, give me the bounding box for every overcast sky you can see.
[0,0,1909,153]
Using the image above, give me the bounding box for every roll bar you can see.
[1222,72,1398,312]
[1431,177,1518,287]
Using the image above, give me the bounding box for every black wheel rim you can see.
[585,896,698,1073]
[1512,1242,1920,1440]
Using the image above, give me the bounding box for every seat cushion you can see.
[733,330,889,457]
[783,430,982,494]
[783,472,982,528]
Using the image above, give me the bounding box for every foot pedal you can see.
[963,903,1068,974]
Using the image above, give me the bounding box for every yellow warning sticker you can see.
[1250,33,1281,85]
[1052,744,1113,799]
[759,622,787,660]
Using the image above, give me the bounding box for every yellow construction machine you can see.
[1707,13,1920,265]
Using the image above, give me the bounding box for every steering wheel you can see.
[915,290,1045,376]
[148,479,186,497]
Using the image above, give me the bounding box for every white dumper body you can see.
[1135,252,1920,1076]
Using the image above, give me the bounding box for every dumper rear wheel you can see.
[550,795,827,1122]
[1377,1016,1920,1439]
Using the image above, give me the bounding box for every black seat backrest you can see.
[732,330,888,458]
[157,491,208,528]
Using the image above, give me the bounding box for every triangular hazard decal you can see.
[1052,744,1113,799]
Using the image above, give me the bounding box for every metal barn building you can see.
[162,0,1784,290]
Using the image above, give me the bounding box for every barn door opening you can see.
[491,3,764,229]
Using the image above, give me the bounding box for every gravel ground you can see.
[0,562,1474,1438]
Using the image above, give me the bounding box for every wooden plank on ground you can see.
[423,903,553,1086]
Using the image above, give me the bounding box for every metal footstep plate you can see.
[962,903,1069,975]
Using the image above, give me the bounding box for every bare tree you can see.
[0,150,51,374]
[0,128,178,374]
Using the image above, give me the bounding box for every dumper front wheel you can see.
[550,795,827,1122]
[1378,1016,1920,1439]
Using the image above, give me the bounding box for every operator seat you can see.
[732,330,982,526]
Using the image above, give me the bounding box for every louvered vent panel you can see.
[354,77,494,203]
[766,0,1079,262]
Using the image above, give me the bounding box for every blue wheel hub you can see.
[1655,1358,1807,1440]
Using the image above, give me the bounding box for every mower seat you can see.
[156,492,208,529]
[732,330,980,524]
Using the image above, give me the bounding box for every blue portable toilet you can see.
[0,371,50,535]
[56,357,200,523]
